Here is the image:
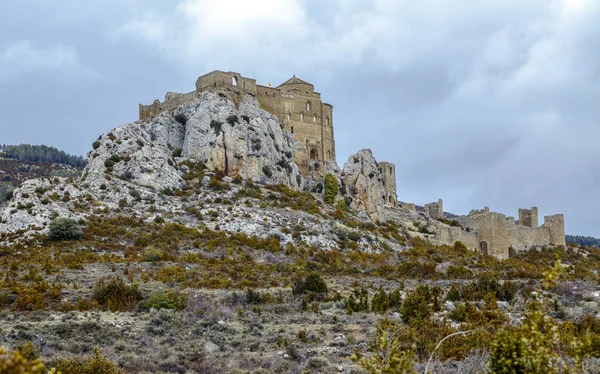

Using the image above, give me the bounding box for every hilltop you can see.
[1,90,600,373]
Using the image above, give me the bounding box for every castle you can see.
[410,200,566,259]
[140,70,338,175]
[139,70,565,259]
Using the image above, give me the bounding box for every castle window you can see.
[310,149,317,160]
[306,101,311,111]
[291,126,294,133]
[300,113,304,121]
[232,76,238,86]
[326,117,330,126]
[327,150,331,160]
[390,167,393,174]
[287,113,291,120]
[313,115,316,122]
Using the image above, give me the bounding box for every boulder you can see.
[342,149,387,221]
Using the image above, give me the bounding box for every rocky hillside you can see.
[2,90,600,373]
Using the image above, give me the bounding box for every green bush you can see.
[172,148,182,158]
[145,290,178,310]
[174,113,187,125]
[226,115,239,125]
[48,218,82,241]
[52,348,121,374]
[400,286,434,323]
[92,277,142,312]
[293,272,328,295]
[323,174,338,205]
[0,347,45,374]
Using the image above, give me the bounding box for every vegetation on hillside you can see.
[0,144,86,168]
[567,234,600,248]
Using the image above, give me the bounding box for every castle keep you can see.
[140,70,338,175]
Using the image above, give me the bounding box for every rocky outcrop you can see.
[84,91,303,192]
[342,149,387,221]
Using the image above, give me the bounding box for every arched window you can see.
[480,241,488,255]
[232,76,238,86]
[310,149,317,160]
[287,113,291,120]
[300,113,304,121]
[306,102,311,111]
[313,115,316,122]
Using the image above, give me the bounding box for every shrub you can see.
[226,114,239,125]
[92,277,142,312]
[143,248,162,262]
[92,141,101,150]
[323,174,338,205]
[174,113,187,125]
[241,115,250,123]
[352,328,416,374]
[52,348,121,374]
[293,272,328,295]
[48,218,82,241]
[0,347,45,374]
[400,287,432,323]
[210,120,223,135]
[172,148,182,158]
[145,290,178,310]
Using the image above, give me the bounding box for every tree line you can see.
[0,144,86,168]
[566,234,600,248]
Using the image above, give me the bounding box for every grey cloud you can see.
[1,0,600,237]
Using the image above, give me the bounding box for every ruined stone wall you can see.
[195,71,257,95]
[400,202,416,212]
[256,85,282,120]
[139,91,198,121]
[518,207,539,227]
[544,214,566,246]
[468,212,510,259]
[507,225,552,252]
[436,225,479,251]
[425,199,444,220]
[378,161,397,206]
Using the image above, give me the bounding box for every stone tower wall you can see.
[468,212,510,260]
[425,199,444,220]
[378,161,397,206]
[544,214,566,246]
[518,207,539,227]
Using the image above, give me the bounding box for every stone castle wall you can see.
[458,208,566,258]
[379,161,397,206]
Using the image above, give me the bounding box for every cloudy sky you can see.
[2,0,599,236]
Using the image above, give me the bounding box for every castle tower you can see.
[518,207,539,227]
[543,214,566,246]
[378,161,397,206]
[425,199,444,220]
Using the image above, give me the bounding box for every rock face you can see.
[342,149,387,221]
[84,91,303,192]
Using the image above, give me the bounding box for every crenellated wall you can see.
[457,207,566,259]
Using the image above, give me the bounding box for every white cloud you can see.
[0,41,99,82]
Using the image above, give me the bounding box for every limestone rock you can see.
[341,149,387,221]
[84,91,303,192]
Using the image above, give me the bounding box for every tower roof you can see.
[277,75,313,88]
